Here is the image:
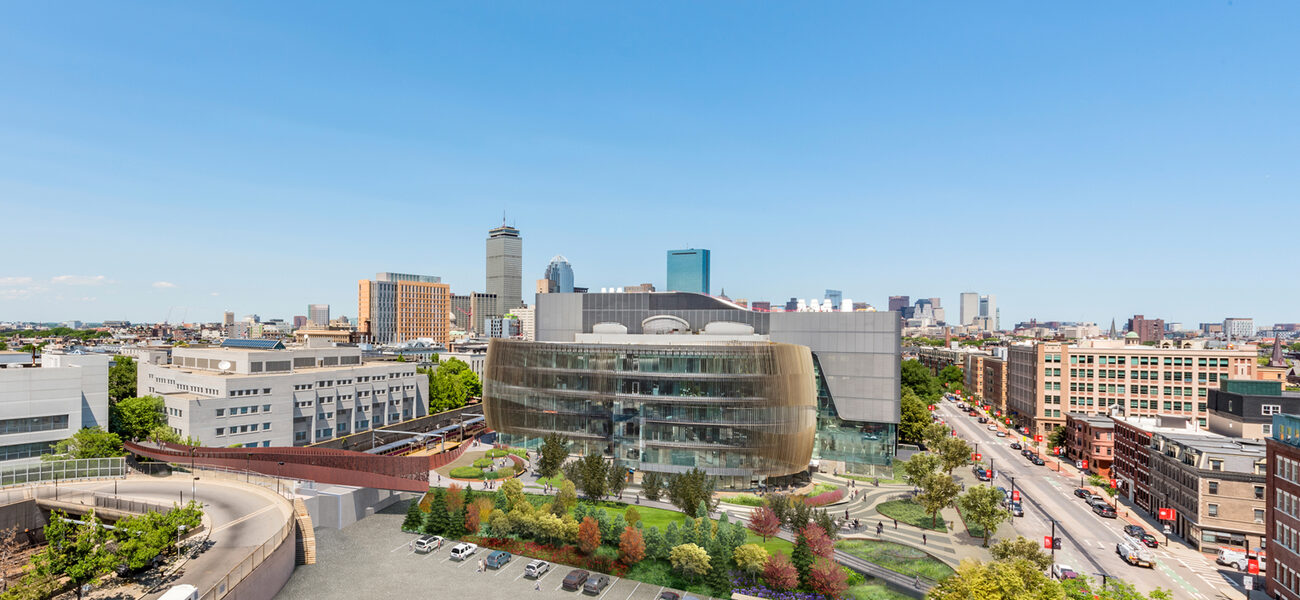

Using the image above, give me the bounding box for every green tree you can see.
[33,511,117,600]
[938,436,973,475]
[428,368,469,413]
[929,558,1064,600]
[898,388,931,444]
[554,480,577,515]
[733,543,769,574]
[607,463,627,499]
[640,471,663,501]
[918,473,961,527]
[403,497,425,531]
[643,526,668,560]
[938,365,964,388]
[790,529,813,587]
[666,468,715,517]
[578,453,609,499]
[46,427,123,460]
[108,356,137,402]
[922,422,952,450]
[459,369,482,398]
[537,433,570,479]
[958,485,1010,547]
[989,537,1053,571]
[705,544,732,596]
[1047,426,1067,450]
[901,359,939,399]
[898,451,941,487]
[423,488,449,535]
[109,395,167,441]
[669,543,711,581]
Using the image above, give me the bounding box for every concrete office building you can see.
[0,353,110,464]
[887,296,910,312]
[1224,318,1255,340]
[139,340,429,448]
[487,315,520,338]
[513,306,535,341]
[501,292,901,479]
[223,312,235,328]
[308,304,330,327]
[959,292,978,326]
[1267,414,1300,600]
[666,249,710,295]
[1147,431,1266,553]
[825,290,842,308]
[544,255,575,294]
[118,345,172,365]
[450,292,499,336]
[1207,380,1300,441]
[1006,339,1257,438]
[487,224,523,311]
[358,272,451,346]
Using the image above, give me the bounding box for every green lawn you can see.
[836,539,955,582]
[592,500,795,556]
[808,483,839,496]
[847,581,914,600]
[844,474,906,486]
[875,499,948,532]
[720,494,765,507]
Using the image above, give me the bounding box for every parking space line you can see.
[390,541,413,553]
[655,585,664,600]
[622,581,641,600]
[598,577,620,600]
[494,562,514,576]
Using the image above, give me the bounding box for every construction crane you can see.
[451,304,474,334]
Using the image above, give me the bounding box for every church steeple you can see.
[1108,318,1118,339]
[1271,331,1289,368]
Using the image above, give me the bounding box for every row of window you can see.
[0,415,69,435]
[1273,562,1300,599]
[215,422,271,436]
[230,388,270,397]
[216,404,272,417]
[1278,456,1300,485]
[0,441,53,462]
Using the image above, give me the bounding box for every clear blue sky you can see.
[1,2,1297,328]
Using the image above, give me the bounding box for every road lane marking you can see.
[212,504,277,534]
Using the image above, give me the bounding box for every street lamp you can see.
[246,453,252,482]
[276,461,285,494]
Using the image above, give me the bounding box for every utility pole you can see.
[1050,520,1056,561]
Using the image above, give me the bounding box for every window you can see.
[1208,504,1219,517]
[215,409,225,417]
[1263,405,1282,416]
[1256,509,1266,523]
[1208,481,1219,494]
[263,422,272,430]
[1257,486,1266,500]
[215,427,225,436]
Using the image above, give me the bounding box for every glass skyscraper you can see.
[666,249,710,295]
[544,255,575,293]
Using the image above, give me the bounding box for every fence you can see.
[25,486,174,515]
[200,509,295,600]
[0,457,125,488]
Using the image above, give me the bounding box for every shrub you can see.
[619,525,645,565]
[484,466,517,480]
[486,449,508,458]
[763,551,799,591]
[508,447,528,458]
[474,458,495,468]
[578,516,601,554]
[450,466,484,479]
[726,494,767,507]
[805,488,846,507]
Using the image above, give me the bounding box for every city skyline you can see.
[2,3,1299,326]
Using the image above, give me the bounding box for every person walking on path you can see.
[922,534,927,545]
[893,518,898,530]
[914,575,920,588]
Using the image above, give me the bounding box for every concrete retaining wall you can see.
[298,485,404,529]
[221,520,298,600]
[0,499,47,542]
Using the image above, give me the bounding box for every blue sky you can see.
[1,2,1297,328]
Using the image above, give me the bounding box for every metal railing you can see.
[27,486,174,514]
[0,457,125,488]
[200,507,295,600]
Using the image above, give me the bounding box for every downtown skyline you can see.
[2,2,1298,326]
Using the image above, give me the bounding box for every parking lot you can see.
[275,499,712,600]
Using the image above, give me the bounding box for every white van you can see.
[449,542,477,561]
[159,585,199,600]
[1116,541,1154,568]
[1216,548,1247,567]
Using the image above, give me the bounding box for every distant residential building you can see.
[487,223,523,311]
[666,248,710,294]
[308,304,330,327]
[222,311,235,330]
[625,283,655,293]
[293,316,307,329]
[140,341,428,447]
[0,353,110,464]
[1126,314,1165,344]
[1006,339,1257,438]
[1111,414,1202,510]
[544,255,575,293]
[60,320,82,329]
[965,354,1007,413]
[1060,323,1101,339]
[1201,322,1225,336]
[450,292,499,335]
[1207,380,1300,441]
[536,278,558,295]
[1064,413,1115,477]
[488,315,520,338]
[358,272,450,346]
[751,301,771,312]
[784,298,799,312]
[887,296,910,312]
[1147,431,1265,553]
[1224,318,1255,340]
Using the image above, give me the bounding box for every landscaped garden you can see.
[835,539,955,582]
[874,498,948,532]
[441,447,527,480]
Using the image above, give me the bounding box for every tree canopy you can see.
[46,427,123,460]
[422,358,482,413]
[958,485,1010,548]
[108,356,137,403]
[899,388,931,444]
[109,395,167,441]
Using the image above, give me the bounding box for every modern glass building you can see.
[666,249,710,295]
[492,292,901,480]
[544,255,575,293]
[485,333,817,488]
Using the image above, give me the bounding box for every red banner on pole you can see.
[1012,490,1021,501]
[1081,459,1089,470]
[1043,536,1053,549]
[1158,508,1177,521]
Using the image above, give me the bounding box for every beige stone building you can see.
[1006,338,1257,438]
[1148,432,1266,553]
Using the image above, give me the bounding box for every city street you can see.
[934,400,1250,600]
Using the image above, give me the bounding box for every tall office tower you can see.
[487,224,523,311]
[888,296,910,312]
[825,290,843,307]
[308,304,330,326]
[666,248,710,294]
[959,292,979,326]
[978,295,997,329]
[222,311,235,327]
[357,272,450,345]
[544,255,575,293]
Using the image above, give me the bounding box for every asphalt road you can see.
[935,400,1245,599]
[59,475,293,599]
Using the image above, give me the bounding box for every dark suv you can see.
[562,569,590,591]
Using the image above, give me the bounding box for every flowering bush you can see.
[732,571,835,600]
[462,535,629,576]
[804,488,845,507]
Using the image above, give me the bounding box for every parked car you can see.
[449,543,477,561]
[1123,525,1146,538]
[524,560,550,578]
[996,431,1008,437]
[658,593,680,600]
[1009,501,1024,517]
[115,555,164,578]
[486,550,512,569]
[1116,540,1155,567]
[978,417,988,424]
[562,569,590,591]
[1051,563,1078,580]
[1031,456,1045,465]
[1088,495,1107,506]
[584,575,611,594]
[1140,534,1160,548]
[414,535,444,554]
[1073,488,1090,499]
[1009,442,1021,450]
[987,425,998,431]
[1093,504,1118,518]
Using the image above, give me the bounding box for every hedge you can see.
[449,466,484,479]
[805,488,846,507]
[484,466,517,480]
[473,458,495,468]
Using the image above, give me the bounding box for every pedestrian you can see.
[845,509,850,520]
[874,478,879,487]
[409,540,414,551]
[535,582,541,591]
[914,575,920,588]
[922,534,927,545]
[893,518,898,530]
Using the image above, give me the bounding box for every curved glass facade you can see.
[484,339,817,488]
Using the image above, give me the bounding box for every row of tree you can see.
[931,537,1172,599]
[897,421,1011,547]
[899,359,963,444]
[535,434,717,518]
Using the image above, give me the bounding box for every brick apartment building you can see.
[1111,414,1201,512]
[1127,314,1166,344]
[1065,413,1115,477]
[1148,431,1266,553]
[1267,414,1300,599]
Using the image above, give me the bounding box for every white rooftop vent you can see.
[702,321,755,335]
[642,315,691,335]
[592,322,629,334]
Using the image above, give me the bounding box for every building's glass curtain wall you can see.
[485,339,816,488]
[811,355,897,475]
